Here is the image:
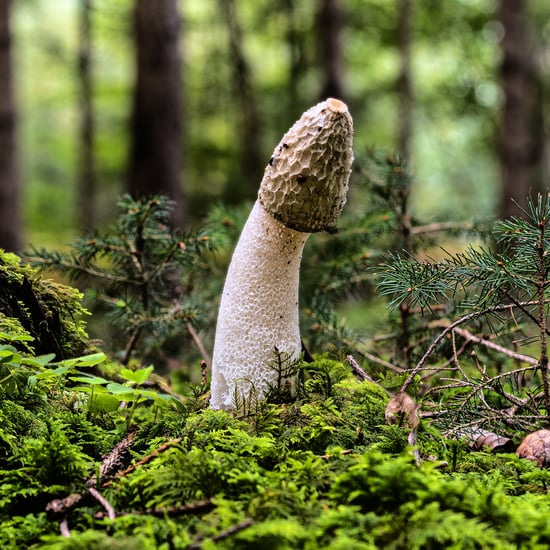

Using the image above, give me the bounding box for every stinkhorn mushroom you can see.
[210,98,354,410]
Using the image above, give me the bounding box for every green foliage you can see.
[4,156,550,548]
[17,0,522,242]
[372,191,550,433]
[1,326,550,549]
[376,192,550,312]
[298,147,549,444]
[29,195,218,366]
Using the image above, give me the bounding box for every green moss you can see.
[0,349,549,549]
[0,250,90,359]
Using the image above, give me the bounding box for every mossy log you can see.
[0,251,89,359]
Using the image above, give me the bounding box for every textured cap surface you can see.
[258,98,354,233]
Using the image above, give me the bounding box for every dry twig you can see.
[187,518,254,550]
[95,499,214,520]
[104,437,182,485]
[88,487,115,520]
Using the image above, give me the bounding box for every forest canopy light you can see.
[210,98,354,410]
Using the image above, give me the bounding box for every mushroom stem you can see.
[211,201,307,408]
[211,98,353,410]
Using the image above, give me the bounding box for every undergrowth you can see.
[2,182,550,547]
[1,338,549,549]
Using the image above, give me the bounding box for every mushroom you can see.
[210,98,354,410]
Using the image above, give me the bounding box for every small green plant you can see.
[29,194,217,366]
[1,304,550,549]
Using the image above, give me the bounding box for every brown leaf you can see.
[453,426,514,452]
[385,391,419,429]
[516,429,550,467]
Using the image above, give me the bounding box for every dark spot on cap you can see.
[296,174,307,184]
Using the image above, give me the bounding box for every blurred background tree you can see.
[316,0,346,101]
[2,0,550,247]
[127,0,186,228]
[77,0,96,230]
[0,0,21,252]
[497,0,545,220]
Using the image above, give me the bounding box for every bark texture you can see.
[218,0,263,201]
[397,0,413,161]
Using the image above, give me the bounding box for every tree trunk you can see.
[0,0,21,252]
[77,0,96,230]
[127,0,186,228]
[396,0,413,162]
[282,0,306,114]
[316,0,345,100]
[497,0,543,220]
[218,0,263,201]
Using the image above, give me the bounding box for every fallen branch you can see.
[451,326,537,365]
[88,487,115,520]
[401,301,545,393]
[104,437,182,486]
[346,354,380,385]
[187,322,212,368]
[187,518,254,550]
[46,431,137,534]
[211,518,255,543]
[95,499,214,520]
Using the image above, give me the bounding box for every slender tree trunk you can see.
[0,0,21,252]
[497,0,542,220]
[396,0,413,162]
[127,0,186,228]
[77,0,96,230]
[217,0,263,201]
[282,0,306,114]
[316,0,345,100]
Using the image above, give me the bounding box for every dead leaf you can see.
[516,429,550,467]
[453,426,514,452]
[385,391,419,429]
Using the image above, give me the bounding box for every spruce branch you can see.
[28,194,215,364]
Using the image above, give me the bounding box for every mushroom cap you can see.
[258,98,354,233]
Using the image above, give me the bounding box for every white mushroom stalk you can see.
[210,98,354,410]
